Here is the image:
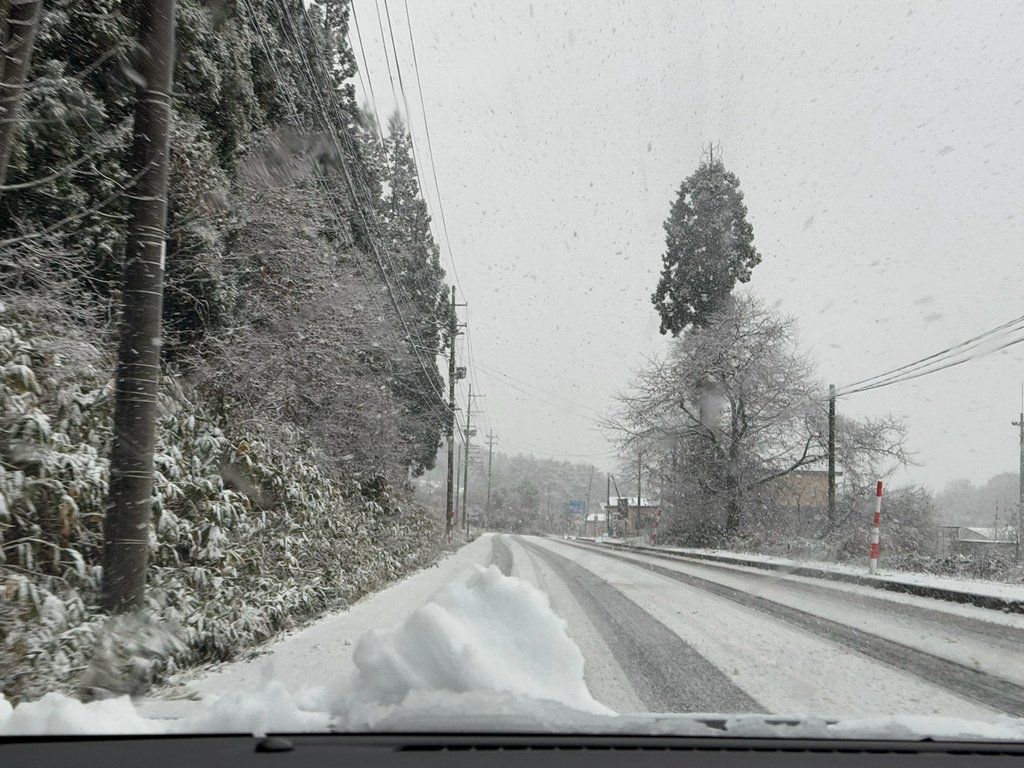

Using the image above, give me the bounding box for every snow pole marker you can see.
[869,480,882,574]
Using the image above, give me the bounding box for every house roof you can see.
[603,496,658,508]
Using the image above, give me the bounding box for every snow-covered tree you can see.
[612,295,908,542]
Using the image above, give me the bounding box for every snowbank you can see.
[5,563,1024,743]
[0,565,607,735]
[334,564,611,726]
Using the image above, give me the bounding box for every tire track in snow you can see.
[559,540,1024,717]
[521,539,763,714]
[490,534,513,576]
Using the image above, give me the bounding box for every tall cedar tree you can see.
[384,112,449,475]
[651,155,761,335]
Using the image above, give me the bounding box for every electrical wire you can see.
[834,312,1024,398]
[348,1,385,143]
[267,0,455,428]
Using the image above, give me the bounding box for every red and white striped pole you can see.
[869,480,883,574]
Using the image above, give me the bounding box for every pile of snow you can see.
[5,564,1024,742]
[336,564,610,723]
[0,565,607,735]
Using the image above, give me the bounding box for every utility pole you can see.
[445,286,465,541]
[828,384,836,532]
[583,465,594,536]
[101,0,175,613]
[0,0,44,190]
[637,449,643,537]
[461,385,483,535]
[606,474,611,537]
[545,484,552,534]
[454,448,461,525]
[485,430,497,530]
[1013,390,1023,562]
[461,383,472,533]
[609,474,623,537]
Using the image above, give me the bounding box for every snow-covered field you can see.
[5,533,1024,741]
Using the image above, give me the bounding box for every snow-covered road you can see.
[141,533,1024,722]
[510,536,1024,717]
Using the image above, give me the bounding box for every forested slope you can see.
[1,0,451,702]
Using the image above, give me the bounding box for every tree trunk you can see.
[0,0,42,188]
[101,0,175,613]
[724,471,741,534]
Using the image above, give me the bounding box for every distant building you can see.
[764,468,836,529]
[770,470,829,510]
[601,496,659,537]
[938,525,1019,556]
[582,511,607,538]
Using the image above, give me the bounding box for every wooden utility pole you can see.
[828,384,836,532]
[101,0,176,613]
[0,0,43,189]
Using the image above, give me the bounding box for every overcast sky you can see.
[350,0,1024,492]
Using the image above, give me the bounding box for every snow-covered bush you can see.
[0,322,440,704]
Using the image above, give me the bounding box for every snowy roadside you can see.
[591,539,1024,611]
[137,535,499,717]
[1,534,616,735]
[5,532,1024,743]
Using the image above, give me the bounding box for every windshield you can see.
[3,0,1024,743]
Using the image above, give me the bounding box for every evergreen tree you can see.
[651,151,761,335]
[383,112,449,475]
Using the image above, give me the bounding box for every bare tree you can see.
[0,0,42,188]
[101,0,175,612]
[611,294,908,541]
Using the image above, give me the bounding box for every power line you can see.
[835,312,1024,398]
[271,0,454,427]
[361,0,477,426]
[497,437,616,460]
[401,0,464,295]
[348,1,384,142]
[371,0,399,106]
[473,366,605,426]
[473,358,607,418]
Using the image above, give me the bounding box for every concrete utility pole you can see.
[485,430,497,529]
[1013,393,1023,562]
[461,384,472,532]
[461,385,483,535]
[445,286,465,540]
[606,474,611,537]
[583,465,594,527]
[101,0,176,613]
[0,0,44,190]
[828,384,836,531]
[637,449,643,536]
[454,449,461,525]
